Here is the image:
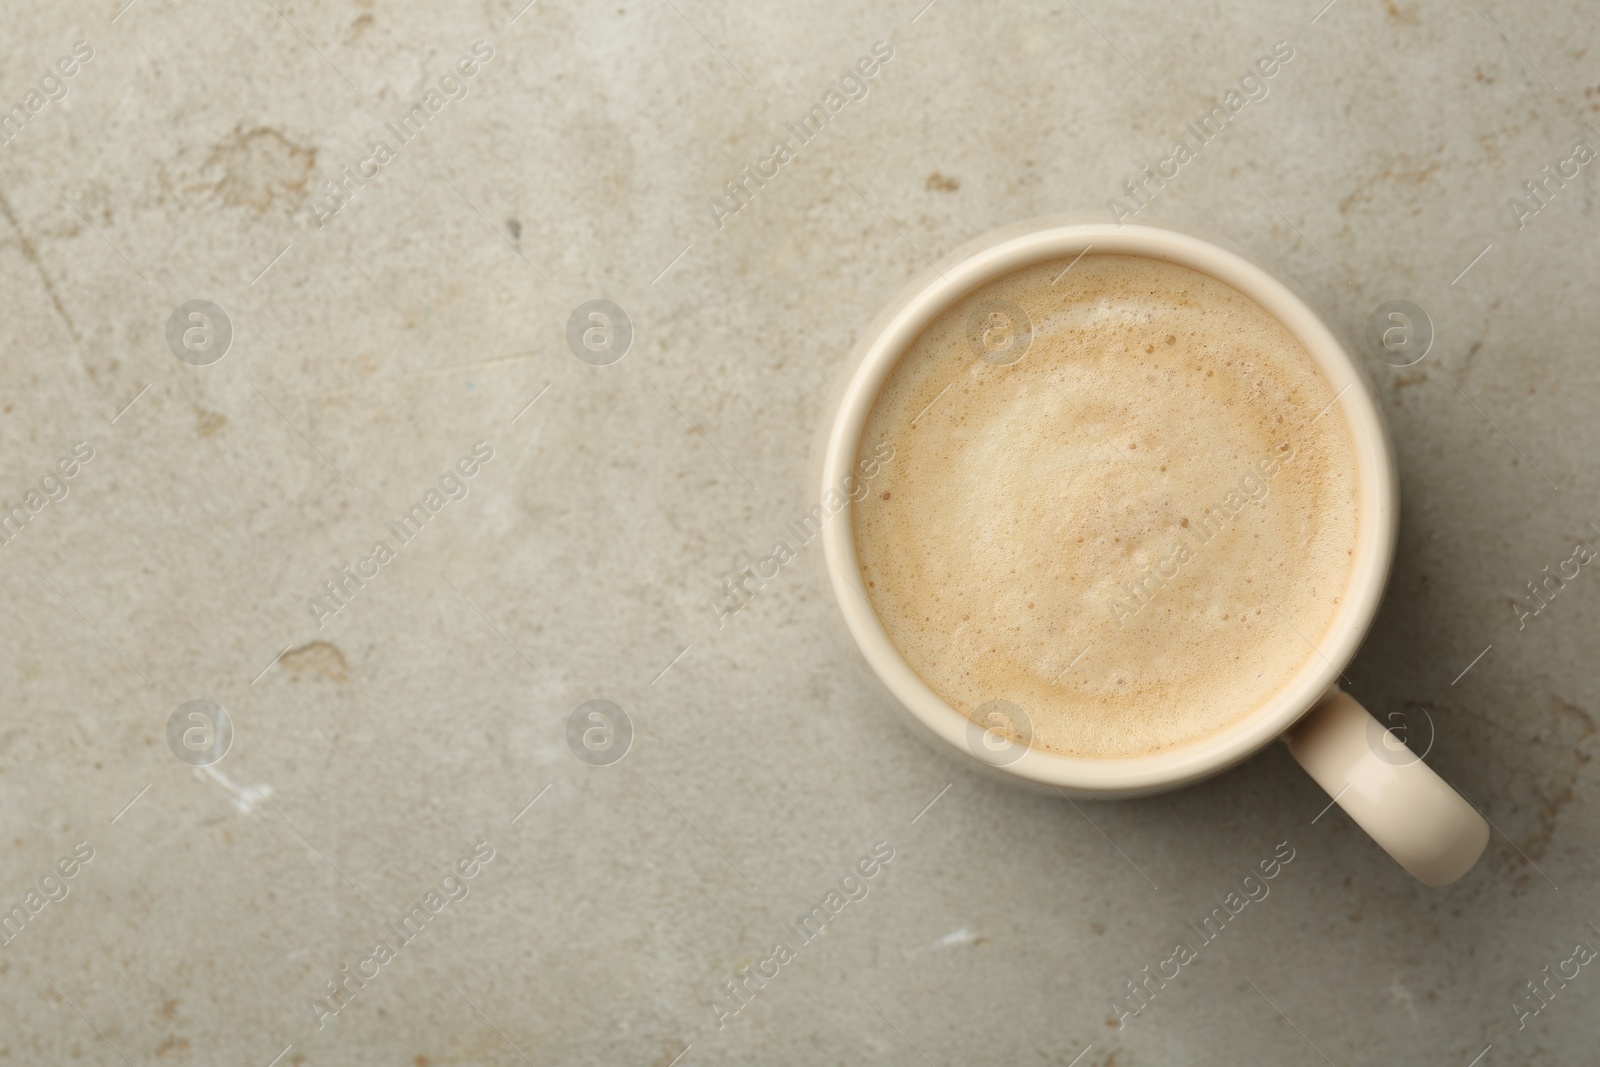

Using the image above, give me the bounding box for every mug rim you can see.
[820,219,1399,796]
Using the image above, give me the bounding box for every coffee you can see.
[852,254,1360,758]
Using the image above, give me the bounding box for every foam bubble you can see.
[853,255,1360,758]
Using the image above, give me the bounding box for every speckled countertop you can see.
[1,1,1598,1064]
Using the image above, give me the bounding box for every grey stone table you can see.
[1,0,1596,1064]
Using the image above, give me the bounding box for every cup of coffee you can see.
[820,218,1488,887]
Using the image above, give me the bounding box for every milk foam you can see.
[853,255,1360,758]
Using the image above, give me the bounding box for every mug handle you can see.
[1284,687,1488,887]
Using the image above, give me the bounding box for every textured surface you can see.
[0,1,1597,1065]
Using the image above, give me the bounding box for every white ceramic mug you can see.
[820,219,1489,888]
